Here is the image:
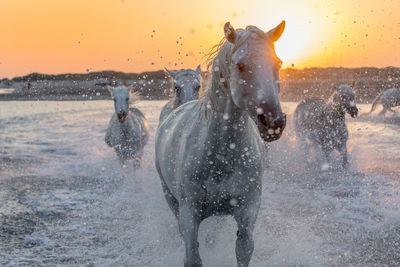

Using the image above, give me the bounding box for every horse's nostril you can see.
[272,114,286,128]
[118,111,127,121]
[257,114,267,126]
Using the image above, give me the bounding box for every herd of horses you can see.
[103,22,399,267]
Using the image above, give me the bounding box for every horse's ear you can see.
[265,20,285,42]
[224,22,236,43]
[333,85,339,91]
[165,68,176,78]
[195,65,201,75]
[351,81,356,89]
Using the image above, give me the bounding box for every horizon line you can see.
[3,65,400,80]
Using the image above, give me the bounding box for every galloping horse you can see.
[105,86,149,167]
[155,21,286,267]
[294,85,358,169]
[369,88,400,116]
[159,66,202,123]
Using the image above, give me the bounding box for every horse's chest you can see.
[199,150,262,199]
[117,125,138,143]
[314,120,348,146]
[200,173,260,215]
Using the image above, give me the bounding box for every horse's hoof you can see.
[133,159,142,168]
[341,163,349,170]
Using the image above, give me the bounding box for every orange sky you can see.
[1,0,400,78]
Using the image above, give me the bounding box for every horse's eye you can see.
[175,86,180,91]
[126,98,129,101]
[237,63,247,72]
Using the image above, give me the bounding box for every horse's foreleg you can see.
[160,180,179,219]
[179,203,202,267]
[133,158,141,168]
[378,107,387,116]
[302,139,311,164]
[338,144,348,169]
[321,146,332,170]
[234,198,260,267]
[133,150,143,168]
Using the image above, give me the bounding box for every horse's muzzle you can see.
[257,113,286,142]
[348,107,358,118]
[117,111,128,122]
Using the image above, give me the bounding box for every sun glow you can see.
[269,11,330,68]
[274,20,315,66]
[1,0,400,77]
[237,3,334,69]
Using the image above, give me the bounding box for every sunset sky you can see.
[1,0,400,78]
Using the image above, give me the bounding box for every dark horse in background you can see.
[369,88,400,116]
[294,84,358,169]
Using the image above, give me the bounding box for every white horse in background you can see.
[105,85,149,167]
[369,88,400,116]
[156,21,286,267]
[159,66,202,123]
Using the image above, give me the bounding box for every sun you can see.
[251,5,330,68]
[274,21,310,66]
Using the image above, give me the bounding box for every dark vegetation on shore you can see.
[1,67,400,102]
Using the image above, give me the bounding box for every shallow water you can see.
[0,100,399,266]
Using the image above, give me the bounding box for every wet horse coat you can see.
[294,85,358,169]
[156,21,286,267]
[370,88,400,116]
[105,86,149,166]
[159,66,201,123]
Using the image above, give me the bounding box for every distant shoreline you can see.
[1,67,400,103]
[0,93,169,101]
[0,94,111,101]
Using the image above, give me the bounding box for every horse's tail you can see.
[369,91,384,113]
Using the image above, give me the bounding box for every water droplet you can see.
[229,198,238,206]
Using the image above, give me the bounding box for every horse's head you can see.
[221,21,286,142]
[165,66,201,104]
[332,84,358,118]
[108,85,136,123]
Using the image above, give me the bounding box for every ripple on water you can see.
[0,101,399,266]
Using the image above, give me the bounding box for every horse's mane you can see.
[204,36,227,70]
[328,91,338,104]
[202,25,268,98]
[129,88,142,104]
[204,26,267,70]
[328,85,353,105]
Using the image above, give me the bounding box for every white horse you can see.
[369,88,400,116]
[155,21,286,267]
[105,86,149,167]
[159,66,201,123]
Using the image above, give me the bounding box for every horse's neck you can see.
[205,73,248,140]
[172,96,180,109]
[327,102,345,120]
[207,73,243,118]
